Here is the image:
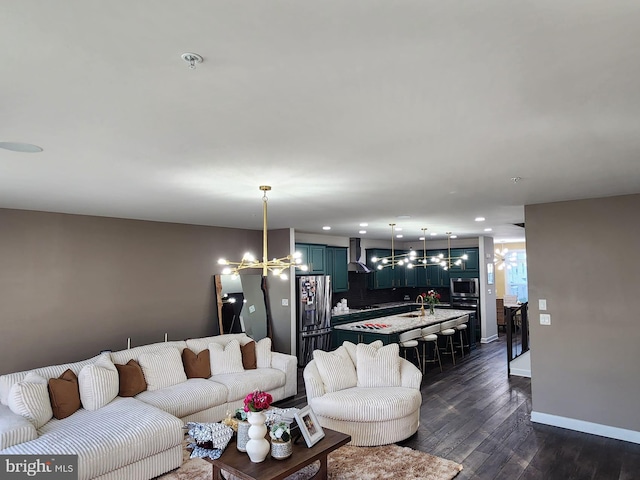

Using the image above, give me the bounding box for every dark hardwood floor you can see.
[276,335,640,480]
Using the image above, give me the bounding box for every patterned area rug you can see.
[157,440,463,480]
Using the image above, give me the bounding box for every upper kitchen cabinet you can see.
[326,246,348,293]
[449,248,480,277]
[366,248,393,289]
[295,243,326,275]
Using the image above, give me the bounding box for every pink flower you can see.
[243,390,273,412]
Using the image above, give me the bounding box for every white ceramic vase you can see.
[245,411,269,463]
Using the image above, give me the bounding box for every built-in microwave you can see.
[450,277,479,298]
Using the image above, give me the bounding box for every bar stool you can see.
[454,314,470,358]
[398,328,422,372]
[419,324,442,373]
[437,319,458,366]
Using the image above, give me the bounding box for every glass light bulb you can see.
[398,260,404,266]
[382,258,388,264]
[377,265,383,270]
[462,254,468,260]
[300,265,309,271]
[293,251,302,259]
[407,263,414,269]
[440,261,446,267]
[443,266,448,270]
[280,273,288,280]
[218,259,229,265]
[455,259,462,265]
[272,268,282,276]
[222,267,232,274]
[372,256,379,262]
[438,253,444,259]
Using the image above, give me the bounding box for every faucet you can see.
[416,295,425,317]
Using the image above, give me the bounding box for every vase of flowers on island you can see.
[269,421,292,460]
[243,390,273,463]
[422,290,441,315]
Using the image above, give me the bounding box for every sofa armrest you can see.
[399,358,422,389]
[269,352,297,399]
[302,360,326,402]
[0,404,37,450]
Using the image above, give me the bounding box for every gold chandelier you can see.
[217,186,308,279]
[494,244,517,270]
[371,226,467,270]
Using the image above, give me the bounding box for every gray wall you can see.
[0,208,263,374]
[526,194,640,432]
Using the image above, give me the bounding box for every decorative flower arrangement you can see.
[422,290,441,306]
[422,290,441,313]
[269,422,291,443]
[243,390,273,413]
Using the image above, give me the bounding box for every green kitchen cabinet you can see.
[449,247,479,276]
[366,249,393,289]
[326,246,348,292]
[295,243,326,275]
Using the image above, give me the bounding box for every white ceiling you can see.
[2,1,640,243]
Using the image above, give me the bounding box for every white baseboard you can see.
[531,411,640,444]
[509,367,531,378]
[480,334,498,343]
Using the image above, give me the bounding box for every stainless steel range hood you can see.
[348,238,372,273]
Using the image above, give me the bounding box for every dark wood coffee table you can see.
[207,427,351,480]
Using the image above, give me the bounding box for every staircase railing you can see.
[506,302,529,376]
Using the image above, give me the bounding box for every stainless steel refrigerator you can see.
[297,275,332,367]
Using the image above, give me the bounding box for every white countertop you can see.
[333,308,472,334]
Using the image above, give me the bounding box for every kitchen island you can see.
[332,307,473,346]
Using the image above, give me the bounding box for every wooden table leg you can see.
[213,464,224,480]
[309,455,328,480]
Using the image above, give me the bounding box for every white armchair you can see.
[303,341,422,446]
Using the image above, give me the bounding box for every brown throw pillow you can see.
[241,341,257,370]
[114,360,147,397]
[182,348,211,379]
[48,369,81,419]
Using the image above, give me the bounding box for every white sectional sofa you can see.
[0,333,297,480]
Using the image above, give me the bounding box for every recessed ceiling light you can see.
[450,235,458,239]
[397,215,411,219]
[0,142,43,153]
[430,232,438,236]
[484,228,493,232]
[359,223,368,227]
[475,217,486,222]
[359,230,367,234]
[322,226,331,230]
[396,234,403,238]
[419,237,425,241]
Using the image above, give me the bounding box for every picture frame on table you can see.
[294,406,325,448]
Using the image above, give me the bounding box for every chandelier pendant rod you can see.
[261,185,271,277]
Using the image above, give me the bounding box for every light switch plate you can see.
[539,299,547,310]
[540,314,551,325]
[281,298,289,306]
[249,305,256,314]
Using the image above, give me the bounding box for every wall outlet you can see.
[540,314,551,325]
[281,298,289,307]
[539,299,547,310]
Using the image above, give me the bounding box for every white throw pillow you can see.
[255,337,272,368]
[7,372,53,428]
[355,343,401,388]
[138,347,187,391]
[313,346,357,393]
[78,353,119,410]
[342,340,384,367]
[209,339,244,375]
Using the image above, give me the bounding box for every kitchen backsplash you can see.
[339,272,450,308]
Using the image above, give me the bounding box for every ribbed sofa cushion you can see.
[135,378,228,418]
[211,369,285,402]
[0,397,183,480]
[0,405,37,449]
[186,334,251,354]
[310,387,422,423]
[109,341,187,365]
